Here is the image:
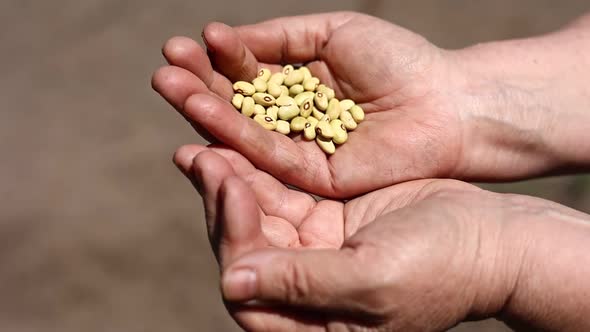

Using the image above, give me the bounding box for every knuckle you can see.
[279,259,310,304]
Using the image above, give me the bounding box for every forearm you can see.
[498,200,590,331]
[451,13,590,178]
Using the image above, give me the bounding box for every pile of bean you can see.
[231,65,364,155]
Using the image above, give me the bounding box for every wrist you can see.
[446,27,590,179]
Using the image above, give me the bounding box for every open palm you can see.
[154,12,464,198]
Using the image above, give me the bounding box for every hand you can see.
[175,144,590,332]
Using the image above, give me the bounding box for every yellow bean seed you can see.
[289,84,304,96]
[350,105,365,123]
[267,82,282,98]
[231,93,244,110]
[254,114,277,130]
[233,81,256,96]
[339,99,355,112]
[269,72,285,85]
[340,110,358,130]
[253,93,276,106]
[303,121,317,140]
[312,107,325,120]
[316,136,336,154]
[303,77,320,91]
[276,120,291,135]
[257,68,271,82]
[315,120,334,139]
[299,66,312,81]
[266,105,279,120]
[330,119,348,144]
[284,69,304,87]
[280,85,290,97]
[299,98,314,118]
[314,91,328,111]
[294,91,315,105]
[317,84,335,100]
[254,104,266,115]
[326,98,341,119]
[290,116,307,132]
[282,65,294,76]
[241,96,255,117]
[252,78,268,93]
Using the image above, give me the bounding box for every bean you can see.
[276,95,296,107]
[326,98,341,119]
[257,68,271,82]
[315,120,334,139]
[252,78,267,92]
[303,77,320,91]
[289,84,304,96]
[312,107,325,120]
[314,91,328,111]
[330,119,348,144]
[254,114,277,130]
[317,84,335,100]
[276,120,291,135]
[339,110,358,130]
[299,98,314,118]
[231,93,244,110]
[350,105,365,123]
[266,105,278,120]
[233,81,256,96]
[299,66,312,81]
[276,96,299,120]
[282,65,294,76]
[316,136,336,155]
[290,116,307,132]
[294,91,315,105]
[339,99,355,112]
[284,69,304,87]
[253,93,276,106]
[254,104,266,115]
[267,82,282,98]
[241,96,255,117]
[303,120,317,140]
[269,72,285,85]
[280,85,290,97]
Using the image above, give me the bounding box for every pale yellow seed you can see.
[282,65,294,76]
[254,104,266,115]
[290,116,307,132]
[269,72,285,85]
[241,96,255,117]
[257,68,271,82]
[284,69,304,87]
[253,93,275,107]
[303,77,320,91]
[307,116,319,127]
[266,106,279,120]
[267,82,282,98]
[350,105,365,123]
[276,96,296,107]
[330,119,348,144]
[278,104,300,121]
[280,85,289,97]
[303,121,317,140]
[317,84,335,100]
[314,91,328,111]
[254,114,277,130]
[315,120,334,139]
[252,78,268,93]
[316,136,336,155]
[233,81,256,96]
[299,66,312,81]
[340,110,358,130]
[299,98,314,118]
[339,99,355,112]
[231,94,244,110]
[312,107,324,120]
[326,98,341,119]
[276,120,291,135]
[294,91,315,105]
[289,84,304,96]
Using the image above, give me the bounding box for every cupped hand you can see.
[173,144,537,332]
[154,12,467,198]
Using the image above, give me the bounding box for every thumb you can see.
[221,247,373,313]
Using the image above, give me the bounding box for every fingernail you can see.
[202,31,213,53]
[222,268,257,302]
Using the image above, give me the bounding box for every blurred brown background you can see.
[2,0,590,331]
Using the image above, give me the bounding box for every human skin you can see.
[152,11,590,199]
[173,145,590,332]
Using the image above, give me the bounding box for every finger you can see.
[151,65,218,142]
[202,22,261,82]
[221,247,373,315]
[174,144,317,228]
[183,94,333,194]
[162,36,233,100]
[218,175,267,268]
[234,12,356,64]
[228,304,327,332]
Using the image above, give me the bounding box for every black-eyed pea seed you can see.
[257,68,271,82]
[276,120,291,135]
[312,107,325,120]
[253,104,266,116]
[284,69,304,87]
[282,65,294,76]
[316,136,336,155]
[299,66,312,81]
[233,81,256,96]
[254,114,277,130]
[269,72,285,85]
[303,77,320,91]
[339,99,355,111]
[330,119,348,144]
[315,121,334,139]
[326,98,341,119]
[266,106,278,120]
[289,84,304,96]
[299,98,313,118]
[280,85,290,97]
[253,93,276,106]
[307,116,318,127]
[294,91,315,105]
[303,121,317,140]
[314,92,328,111]
[340,110,358,130]
[290,116,307,132]
[276,96,296,107]
[317,84,335,100]
[350,105,365,123]
[267,82,282,98]
[252,78,267,92]
[241,96,255,117]
[231,94,244,110]
[278,105,300,121]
